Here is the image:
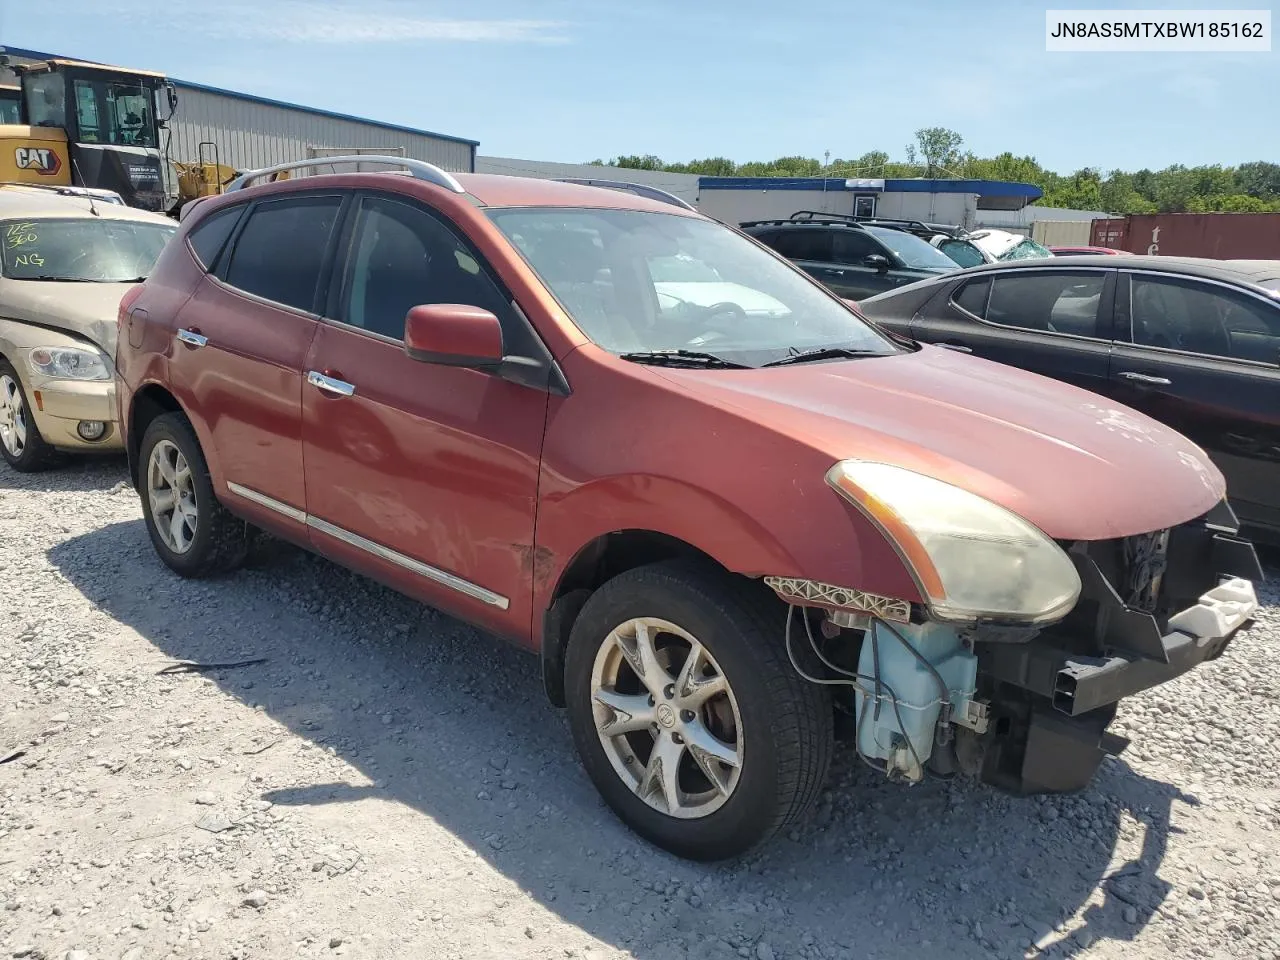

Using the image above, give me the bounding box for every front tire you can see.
[0,361,61,472]
[138,412,249,578]
[565,560,832,861]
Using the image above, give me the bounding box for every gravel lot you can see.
[2,455,1278,960]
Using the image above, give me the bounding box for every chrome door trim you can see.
[226,481,307,523]
[1118,371,1172,386]
[306,370,356,397]
[308,516,510,610]
[176,329,208,348]
[225,481,510,610]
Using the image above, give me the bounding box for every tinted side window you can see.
[831,231,882,264]
[952,278,991,317]
[341,195,513,341]
[939,239,986,269]
[986,272,1105,337]
[224,196,342,312]
[1130,274,1280,363]
[187,206,242,271]
[769,229,833,263]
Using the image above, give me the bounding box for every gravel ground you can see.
[2,455,1279,960]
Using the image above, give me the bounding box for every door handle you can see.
[176,328,207,348]
[1118,371,1171,386]
[307,370,356,397]
[938,342,972,353]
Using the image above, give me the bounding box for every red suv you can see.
[115,157,1262,861]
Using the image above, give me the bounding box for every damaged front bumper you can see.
[796,502,1266,795]
[968,504,1264,794]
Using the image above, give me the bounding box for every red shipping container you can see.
[1091,213,1280,259]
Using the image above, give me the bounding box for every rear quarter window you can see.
[952,277,991,317]
[186,205,243,271]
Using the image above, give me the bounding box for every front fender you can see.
[533,470,923,633]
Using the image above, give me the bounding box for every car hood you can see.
[658,345,1224,541]
[0,280,133,357]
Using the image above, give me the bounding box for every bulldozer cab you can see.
[2,59,171,211]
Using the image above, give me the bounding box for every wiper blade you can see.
[761,347,884,367]
[618,349,748,369]
[18,275,100,282]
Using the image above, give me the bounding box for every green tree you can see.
[912,127,965,177]
[587,142,1280,215]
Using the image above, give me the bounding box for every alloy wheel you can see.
[0,374,27,458]
[590,616,744,819]
[147,439,198,554]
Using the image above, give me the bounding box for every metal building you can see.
[0,45,477,200]
[168,80,476,176]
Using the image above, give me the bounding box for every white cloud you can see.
[159,1,570,44]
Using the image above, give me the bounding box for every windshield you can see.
[1,218,176,281]
[487,208,900,366]
[863,226,959,271]
[1000,238,1053,261]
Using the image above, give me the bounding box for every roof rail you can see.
[224,155,466,195]
[789,210,864,223]
[553,178,697,212]
[740,216,868,230]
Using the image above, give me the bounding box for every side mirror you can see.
[864,254,890,273]
[404,304,504,369]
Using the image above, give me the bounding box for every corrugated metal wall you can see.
[167,83,475,188]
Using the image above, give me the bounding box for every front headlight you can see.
[826,460,1081,624]
[28,346,111,382]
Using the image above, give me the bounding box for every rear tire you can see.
[0,360,62,472]
[138,412,249,577]
[565,560,832,860]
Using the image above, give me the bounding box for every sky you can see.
[2,0,1276,174]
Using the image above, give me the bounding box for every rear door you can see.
[911,267,1118,396]
[761,228,840,291]
[169,193,345,536]
[1109,270,1280,532]
[300,191,549,638]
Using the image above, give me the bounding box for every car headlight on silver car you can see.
[28,346,111,382]
[826,460,1082,625]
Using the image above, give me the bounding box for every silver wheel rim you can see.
[147,439,198,554]
[0,374,27,458]
[591,617,744,820]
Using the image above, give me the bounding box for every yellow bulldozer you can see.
[0,56,175,210]
[0,54,266,215]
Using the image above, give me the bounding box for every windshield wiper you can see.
[618,349,748,369]
[761,347,885,367]
[17,275,100,283]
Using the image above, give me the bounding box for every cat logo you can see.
[14,147,62,176]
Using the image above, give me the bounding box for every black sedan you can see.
[858,255,1280,542]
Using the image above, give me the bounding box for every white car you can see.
[0,185,176,471]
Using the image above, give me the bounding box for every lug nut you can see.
[647,695,655,707]
[671,732,684,745]
[663,684,675,699]
[680,709,695,723]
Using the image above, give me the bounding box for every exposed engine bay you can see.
[778,500,1264,794]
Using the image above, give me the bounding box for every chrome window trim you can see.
[1122,269,1280,370]
[225,482,510,610]
[947,267,1114,345]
